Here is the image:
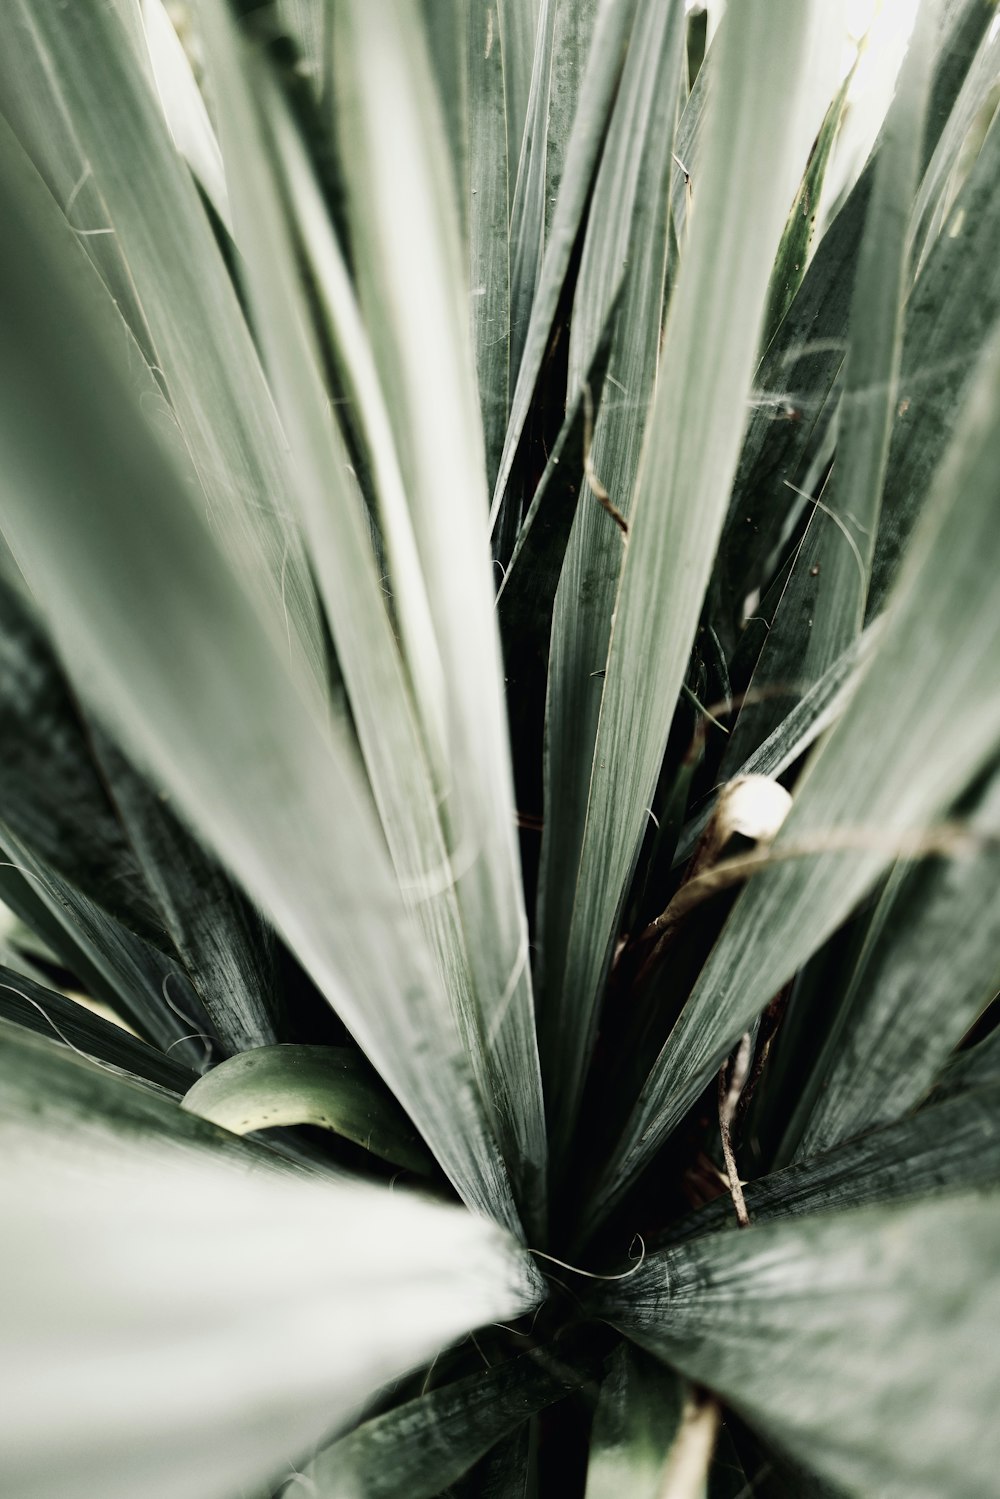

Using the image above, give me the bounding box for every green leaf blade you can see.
[598,1195,1000,1499]
[545,0,843,1156]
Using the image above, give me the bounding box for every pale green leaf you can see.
[140,0,232,232]
[498,0,542,189]
[467,0,512,486]
[495,0,639,525]
[331,0,547,1230]
[535,0,689,1057]
[265,88,449,772]
[0,1028,539,1499]
[196,0,501,1153]
[183,1045,432,1173]
[1,0,328,703]
[0,130,519,1229]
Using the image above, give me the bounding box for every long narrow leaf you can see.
[750,0,936,699]
[290,1340,595,1499]
[495,0,638,523]
[537,0,684,1049]
[331,0,547,1228]
[545,0,841,1155]
[0,967,197,1095]
[0,138,519,1229]
[1,0,328,701]
[591,316,1000,1229]
[789,763,1000,1157]
[661,1081,1000,1246]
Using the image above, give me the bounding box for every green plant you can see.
[2,0,1000,1493]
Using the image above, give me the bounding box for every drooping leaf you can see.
[198,0,515,1184]
[182,1045,432,1174]
[598,1194,1000,1499]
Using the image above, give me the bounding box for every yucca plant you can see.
[2,0,1000,1493]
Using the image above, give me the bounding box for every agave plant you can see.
[2,0,1000,1493]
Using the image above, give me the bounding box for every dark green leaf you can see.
[585,1343,686,1499]
[789,763,1000,1158]
[289,1340,595,1498]
[0,964,197,1094]
[541,2,842,1159]
[869,102,1000,614]
[661,1082,1000,1246]
[599,1194,1000,1499]
[536,0,685,1065]
[591,318,1000,1230]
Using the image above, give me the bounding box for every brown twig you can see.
[718,1034,753,1228]
[582,383,629,535]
